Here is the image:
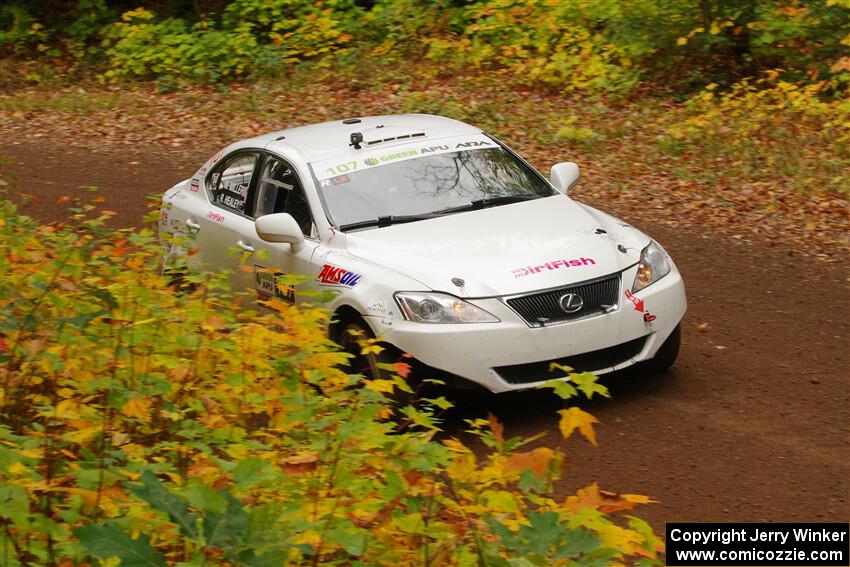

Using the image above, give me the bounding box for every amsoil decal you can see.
[254,265,295,303]
[317,263,362,287]
[512,257,595,278]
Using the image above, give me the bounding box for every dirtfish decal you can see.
[512,257,596,278]
[317,263,363,287]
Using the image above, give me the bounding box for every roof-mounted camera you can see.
[350,132,363,150]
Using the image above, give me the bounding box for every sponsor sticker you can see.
[512,257,596,278]
[317,263,362,287]
[254,265,295,303]
[624,289,644,313]
[190,179,200,192]
[206,211,225,223]
[312,133,499,182]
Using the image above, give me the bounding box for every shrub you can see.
[669,76,850,194]
[0,195,662,565]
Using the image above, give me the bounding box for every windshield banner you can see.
[311,133,499,182]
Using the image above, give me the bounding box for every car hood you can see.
[343,195,648,297]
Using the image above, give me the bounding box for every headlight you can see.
[394,292,500,323]
[632,241,671,293]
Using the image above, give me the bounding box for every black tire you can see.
[643,323,681,374]
[336,319,422,408]
[337,320,393,380]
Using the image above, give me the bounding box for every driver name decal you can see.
[317,263,363,287]
[512,257,596,278]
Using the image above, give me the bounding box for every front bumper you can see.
[368,264,686,393]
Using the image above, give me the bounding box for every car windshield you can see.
[311,141,556,231]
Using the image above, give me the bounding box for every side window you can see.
[254,156,314,236]
[210,153,259,215]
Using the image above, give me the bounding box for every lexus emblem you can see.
[559,293,584,314]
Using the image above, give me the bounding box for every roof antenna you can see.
[350,132,363,150]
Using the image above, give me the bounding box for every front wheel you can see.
[338,320,392,380]
[336,320,421,408]
[643,323,681,374]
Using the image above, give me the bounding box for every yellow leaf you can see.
[364,378,395,394]
[676,37,688,46]
[63,427,100,445]
[558,407,599,445]
[360,343,385,356]
[55,398,78,418]
[8,462,26,474]
[442,437,470,453]
[122,398,152,423]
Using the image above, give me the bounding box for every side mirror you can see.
[550,162,580,195]
[255,213,304,252]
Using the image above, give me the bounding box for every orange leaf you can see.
[280,451,319,474]
[487,412,504,447]
[394,361,412,378]
[504,447,555,477]
[564,482,655,513]
[122,397,152,423]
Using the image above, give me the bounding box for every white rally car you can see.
[160,114,686,393]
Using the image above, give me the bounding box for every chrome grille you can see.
[505,275,620,326]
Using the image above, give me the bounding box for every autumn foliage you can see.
[0,197,661,565]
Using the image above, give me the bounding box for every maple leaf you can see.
[487,412,505,449]
[503,447,556,477]
[570,372,610,399]
[122,398,152,423]
[394,361,412,378]
[558,407,600,446]
[564,483,654,513]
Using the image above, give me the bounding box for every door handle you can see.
[185,218,201,230]
[236,240,255,253]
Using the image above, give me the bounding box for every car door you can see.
[187,150,262,289]
[237,153,320,306]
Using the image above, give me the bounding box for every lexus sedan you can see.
[160,114,686,392]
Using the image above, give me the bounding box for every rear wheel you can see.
[643,323,681,374]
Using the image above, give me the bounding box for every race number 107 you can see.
[326,161,357,175]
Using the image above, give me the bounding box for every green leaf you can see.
[75,523,167,567]
[553,527,600,559]
[327,526,368,557]
[570,372,609,399]
[132,470,198,539]
[204,492,248,548]
[183,481,227,514]
[240,549,290,567]
[541,379,578,400]
[233,456,266,485]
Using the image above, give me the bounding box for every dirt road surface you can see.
[2,139,848,531]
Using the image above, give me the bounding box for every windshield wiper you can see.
[339,213,437,231]
[430,194,541,216]
[338,196,542,231]
[471,195,540,208]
